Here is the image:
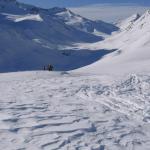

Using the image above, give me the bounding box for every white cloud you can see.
[70,4,150,23]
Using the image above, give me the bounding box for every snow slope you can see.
[117,13,140,30]
[0,0,121,73]
[0,0,101,43]
[1,3,150,149]
[76,10,150,75]
[0,0,113,72]
[1,71,150,150]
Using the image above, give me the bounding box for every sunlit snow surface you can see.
[2,13,43,22]
[1,71,150,150]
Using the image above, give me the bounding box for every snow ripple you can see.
[0,72,150,150]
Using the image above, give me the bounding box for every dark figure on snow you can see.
[47,64,54,71]
[43,66,46,70]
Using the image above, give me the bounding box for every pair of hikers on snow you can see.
[44,64,54,71]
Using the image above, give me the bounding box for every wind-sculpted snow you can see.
[1,71,150,150]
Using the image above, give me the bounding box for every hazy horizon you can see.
[18,0,150,8]
[17,1,150,22]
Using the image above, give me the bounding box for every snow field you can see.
[1,71,150,150]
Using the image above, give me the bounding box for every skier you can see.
[47,64,54,71]
[43,66,46,70]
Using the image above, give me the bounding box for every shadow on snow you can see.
[54,48,117,71]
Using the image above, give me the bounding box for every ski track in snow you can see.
[1,71,150,150]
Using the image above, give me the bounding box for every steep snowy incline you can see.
[1,71,150,150]
[76,10,150,75]
[117,13,140,30]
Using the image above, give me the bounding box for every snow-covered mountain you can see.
[53,7,119,36]
[0,0,120,72]
[76,10,150,75]
[117,13,140,30]
[0,0,102,43]
[2,2,150,150]
[1,0,150,75]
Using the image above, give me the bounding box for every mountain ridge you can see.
[0,0,119,72]
[76,10,150,75]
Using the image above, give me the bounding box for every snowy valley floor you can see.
[1,71,150,150]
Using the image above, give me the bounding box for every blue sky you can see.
[18,0,150,8]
